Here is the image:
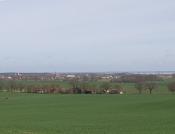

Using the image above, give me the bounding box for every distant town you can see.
[0,72,174,81]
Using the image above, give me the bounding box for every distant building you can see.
[101,76,113,80]
[7,76,12,79]
[66,75,76,78]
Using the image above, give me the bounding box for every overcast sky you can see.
[0,0,175,72]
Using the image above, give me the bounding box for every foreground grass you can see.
[0,93,175,134]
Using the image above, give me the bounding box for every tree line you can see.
[0,79,175,94]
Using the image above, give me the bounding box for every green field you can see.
[0,93,175,134]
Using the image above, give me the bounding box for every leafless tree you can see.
[145,82,157,94]
[0,81,4,91]
[135,82,145,94]
[168,82,175,93]
[100,82,111,93]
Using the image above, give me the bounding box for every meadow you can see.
[0,93,175,134]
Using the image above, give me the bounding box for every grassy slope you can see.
[0,93,175,134]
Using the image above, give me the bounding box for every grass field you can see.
[0,93,175,134]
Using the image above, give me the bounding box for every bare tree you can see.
[69,78,82,94]
[168,82,175,93]
[0,80,4,91]
[100,82,111,93]
[145,82,157,94]
[135,82,145,94]
[69,78,79,89]
[8,80,18,92]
